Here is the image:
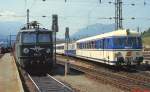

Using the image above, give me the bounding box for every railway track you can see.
[18,64,74,92]
[29,74,73,92]
[56,55,150,91]
[12,51,74,92]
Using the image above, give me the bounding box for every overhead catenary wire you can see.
[1,0,148,31]
[42,0,150,5]
[1,14,150,21]
[39,0,150,6]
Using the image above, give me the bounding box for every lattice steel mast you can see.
[115,0,123,30]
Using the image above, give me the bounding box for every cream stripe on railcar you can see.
[56,49,64,54]
[76,50,116,65]
[76,49,143,65]
[56,43,65,47]
[76,49,115,63]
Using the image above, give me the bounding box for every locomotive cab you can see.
[15,28,53,72]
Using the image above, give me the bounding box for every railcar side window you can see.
[22,33,36,43]
[91,41,96,49]
[98,39,103,49]
[114,37,124,48]
[86,42,88,49]
[88,42,90,49]
[83,43,86,49]
[38,34,50,42]
[104,39,107,49]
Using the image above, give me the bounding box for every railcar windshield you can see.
[22,33,36,43]
[38,34,51,43]
[113,36,142,49]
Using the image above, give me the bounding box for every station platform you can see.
[0,53,24,92]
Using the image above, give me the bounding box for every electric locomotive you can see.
[15,27,53,72]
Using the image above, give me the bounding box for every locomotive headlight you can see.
[46,48,51,53]
[115,52,122,57]
[126,51,132,56]
[23,48,29,54]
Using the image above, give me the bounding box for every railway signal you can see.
[52,15,58,32]
[52,14,59,66]
[65,27,70,41]
[65,27,70,76]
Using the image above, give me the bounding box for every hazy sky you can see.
[0,0,150,37]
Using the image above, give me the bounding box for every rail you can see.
[30,74,74,92]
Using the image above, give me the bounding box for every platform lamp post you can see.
[52,14,58,67]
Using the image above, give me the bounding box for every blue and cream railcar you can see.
[56,43,76,56]
[76,29,143,65]
[65,42,76,56]
[56,43,65,55]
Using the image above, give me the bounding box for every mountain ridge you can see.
[71,23,115,39]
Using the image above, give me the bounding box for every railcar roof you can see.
[56,43,65,46]
[76,29,140,43]
[56,42,76,46]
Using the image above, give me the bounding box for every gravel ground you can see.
[52,65,125,92]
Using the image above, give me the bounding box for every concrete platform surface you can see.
[0,53,24,92]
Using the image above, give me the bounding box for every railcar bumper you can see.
[116,56,143,65]
[134,57,143,64]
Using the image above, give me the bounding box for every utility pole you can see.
[9,34,16,51]
[115,0,123,30]
[52,14,58,66]
[9,34,11,48]
[27,9,30,29]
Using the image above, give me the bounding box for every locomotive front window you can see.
[22,33,36,43]
[38,34,51,43]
